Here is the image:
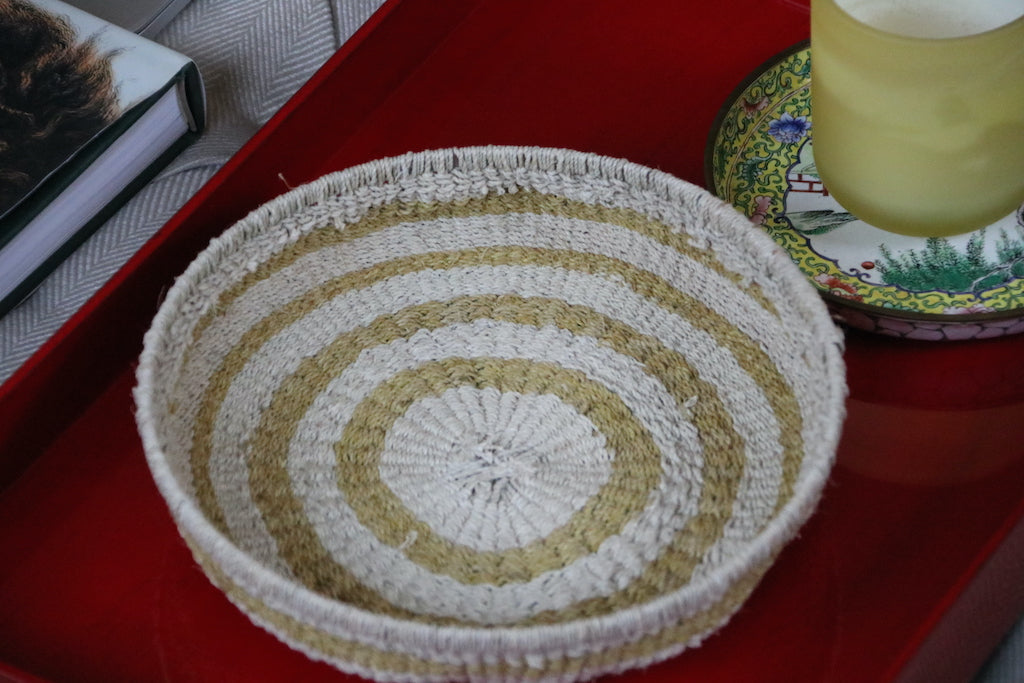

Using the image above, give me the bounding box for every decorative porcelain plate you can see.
[706,41,1024,341]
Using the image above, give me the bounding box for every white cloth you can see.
[0,0,385,383]
[976,624,1024,682]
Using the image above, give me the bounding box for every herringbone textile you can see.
[0,0,386,383]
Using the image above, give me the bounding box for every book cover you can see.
[0,0,204,316]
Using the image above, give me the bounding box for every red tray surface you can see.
[2,1,1023,681]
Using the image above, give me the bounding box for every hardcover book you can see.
[0,0,204,316]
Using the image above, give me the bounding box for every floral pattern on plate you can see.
[706,41,1024,340]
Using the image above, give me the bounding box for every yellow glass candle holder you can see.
[811,0,1024,237]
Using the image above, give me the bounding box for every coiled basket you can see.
[135,146,846,682]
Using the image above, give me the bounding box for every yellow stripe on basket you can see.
[186,531,776,682]
[243,295,732,623]
[194,294,771,626]
[187,246,802,545]
[264,355,662,588]
[188,190,779,346]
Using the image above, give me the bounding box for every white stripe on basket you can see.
[378,387,614,553]
[282,319,705,624]
[173,211,823,477]
[192,212,795,382]
[199,263,785,593]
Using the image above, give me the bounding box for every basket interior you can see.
[136,148,845,676]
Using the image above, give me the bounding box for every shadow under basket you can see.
[134,146,847,682]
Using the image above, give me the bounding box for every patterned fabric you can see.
[0,0,386,383]
[977,625,1024,682]
[134,147,847,682]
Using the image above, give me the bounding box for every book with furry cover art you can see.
[0,0,120,217]
[0,0,204,315]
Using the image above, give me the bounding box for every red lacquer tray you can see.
[1,1,1022,681]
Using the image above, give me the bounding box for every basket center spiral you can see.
[380,387,615,554]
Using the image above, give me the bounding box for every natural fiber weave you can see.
[135,146,846,682]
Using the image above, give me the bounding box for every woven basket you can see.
[135,146,846,682]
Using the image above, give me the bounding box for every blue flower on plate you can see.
[768,113,811,143]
